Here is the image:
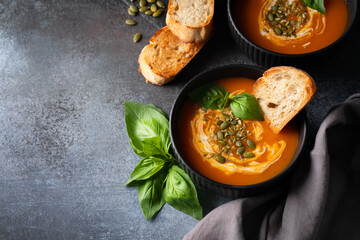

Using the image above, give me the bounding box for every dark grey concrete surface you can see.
[0,0,359,239]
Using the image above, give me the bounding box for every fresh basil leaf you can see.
[138,170,167,220]
[163,165,203,220]
[188,84,228,110]
[129,140,147,158]
[229,93,264,121]
[303,0,325,14]
[146,104,168,120]
[126,156,167,185]
[142,136,167,157]
[124,101,171,155]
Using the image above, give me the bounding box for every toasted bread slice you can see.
[166,0,214,43]
[252,66,316,134]
[138,26,205,85]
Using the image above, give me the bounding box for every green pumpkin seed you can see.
[145,10,153,15]
[236,140,243,147]
[268,13,274,21]
[147,0,156,3]
[247,139,256,149]
[157,1,165,8]
[125,19,137,26]
[215,155,226,164]
[216,120,223,125]
[271,20,279,26]
[152,9,163,17]
[271,5,278,11]
[220,121,230,130]
[128,8,137,16]
[274,27,283,35]
[150,4,157,12]
[139,6,149,12]
[217,131,224,140]
[133,33,142,43]
[243,152,255,158]
[237,146,245,155]
[140,0,147,7]
[218,140,227,146]
[130,5,139,13]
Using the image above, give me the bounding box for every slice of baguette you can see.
[138,26,205,85]
[252,66,316,134]
[166,0,214,43]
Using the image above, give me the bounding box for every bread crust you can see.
[252,66,316,134]
[166,0,214,43]
[138,27,205,85]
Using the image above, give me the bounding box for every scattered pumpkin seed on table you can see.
[157,1,165,8]
[140,0,147,7]
[133,33,142,43]
[147,0,156,3]
[125,19,137,26]
[152,9,163,17]
[128,8,137,16]
[145,10,153,15]
[150,4,158,12]
[139,6,149,12]
[129,5,138,13]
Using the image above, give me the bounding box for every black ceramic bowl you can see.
[227,0,357,67]
[169,64,307,198]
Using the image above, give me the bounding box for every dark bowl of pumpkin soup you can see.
[169,65,307,197]
[227,0,357,67]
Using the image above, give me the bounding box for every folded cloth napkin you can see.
[183,93,360,240]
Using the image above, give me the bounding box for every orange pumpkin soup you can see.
[234,0,348,54]
[177,78,299,185]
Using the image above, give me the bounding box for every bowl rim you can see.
[169,64,308,191]
[227,0,358,57]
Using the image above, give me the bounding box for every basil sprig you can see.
[189,84,264,121]
[302,0,325,15]
[125,101,202,220]
[188,84,230,110]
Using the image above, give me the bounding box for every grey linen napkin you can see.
[183,93,360,240]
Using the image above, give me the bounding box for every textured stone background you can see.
[0,0,359,239]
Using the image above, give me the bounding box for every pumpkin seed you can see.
[274,27,283,35]
[236,140,243,147]
[268,13,274,21]
[271,20,279,26]
[243,152,255,158]
[157,1,165,8]
[125,19,137,26]
[271,5,279,11]
[152,9,163,17]
[247,139,256,149]
[150,4,157,12]
[130,5,139,13]
[237,146,245,155]
[217,131,224,140]
[128,8,137,16]
[140,0,147,7]
[133,33,142,43]
[220,121,230,130]
[290,20,297,25]
[139,6,149,12]
[231,120,238,125]
[217,120,223,125]
[218,140,227,146]
[145,10,153,15]
[215,155,226,164]
[147,0,156,3]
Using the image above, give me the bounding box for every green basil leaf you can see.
[126,156,167,185]
[163,165,203,220]
[129,140,147,158]
[188,84,228,110]
[229,93,264,121]
[138,170,167,220]
[146,104,168,120]
[302,0,325,14]
[142,136,167,157]
[124,101,171,156]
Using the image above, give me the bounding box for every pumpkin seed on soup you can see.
[247,139,256,149]
[243,152,255,158]
[215,155,226,164]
